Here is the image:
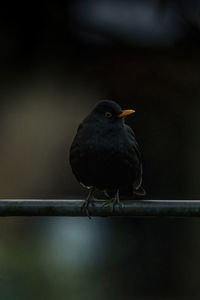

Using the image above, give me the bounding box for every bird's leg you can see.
[81,187,95,218]
[102,190,114,209]
[102,190,124,212]
[112,189,121,212]
[111,190,125,212]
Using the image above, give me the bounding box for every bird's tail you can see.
[134,186,146,196]
[104,186,146,199]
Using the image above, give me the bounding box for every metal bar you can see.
[0,199,199,217]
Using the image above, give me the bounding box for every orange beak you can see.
[118,109,135,118]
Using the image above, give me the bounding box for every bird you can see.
[69,100,145,216]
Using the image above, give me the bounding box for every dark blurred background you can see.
[1,0,200,299]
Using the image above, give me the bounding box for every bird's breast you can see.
[72,141,135,187]
[70,124,139,189]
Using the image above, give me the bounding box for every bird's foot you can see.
[110,190,120,213]
[111,198,125,213]
[81,187,95,219]
[103,197,125,213]
[81,200,91,219]
[102,200,113,212]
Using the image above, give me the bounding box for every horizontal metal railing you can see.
[0,199,199,217]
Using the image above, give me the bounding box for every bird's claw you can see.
[118,201,125,211]
[111,200,125,213]
[102,199,125,213]
[81,200,91,219]
[102,201,113,212]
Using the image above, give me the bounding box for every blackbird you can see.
[69,100,145,215]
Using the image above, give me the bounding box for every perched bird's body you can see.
[70,100,145,213]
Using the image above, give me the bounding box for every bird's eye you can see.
[105,112,112,118]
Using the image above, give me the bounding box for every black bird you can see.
[69,100,145,214]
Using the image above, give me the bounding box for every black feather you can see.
[69,100,145,198]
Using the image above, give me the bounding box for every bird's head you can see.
[91,100,135,124]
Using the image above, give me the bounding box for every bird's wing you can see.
[71,122,85,145]
[76,122,83,133]
[125,125,141,162]
[125,125,144,192]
